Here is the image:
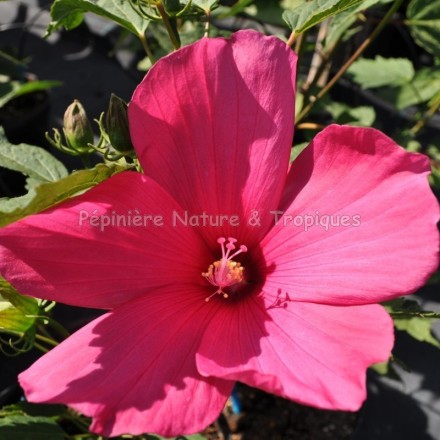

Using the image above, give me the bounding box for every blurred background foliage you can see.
[0,1,439,439]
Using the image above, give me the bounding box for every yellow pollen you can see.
[202,237,247,302]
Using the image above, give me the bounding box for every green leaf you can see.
[0,81,15,107]
[325,0,393,48]
[371,360,389,375]
[326,101,376,126]
[394,316,440,348]
[215,0,252,18]
[0,278,39,314]
[0,415,64,440]
[378,67,440,109]
[46,0,150,37]
[282,0,363,34]
[13,402,65,418]
[430,164,440,190]
[370,357,404,381]
[190,0,219,13]
[0,129,68,182]
[427,269,440,285]
[0,300,33,334]
[164,0,182,14]
[0,50,24,77]
[407,0,440,57]
[0,164,126,227]
[385,298,440,319]
[347,56,415,89]
[290,142,309,162]
[384,298,440,348]
[239,0,285,26]
[0,278,39,334]
[0,80,62,108]
[370,359,399,378]
[181,435,207,440]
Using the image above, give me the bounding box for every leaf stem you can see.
[34,342,50,353]
[138,32,155,65]
[45,315,70,339]
[297,122,325,130]
[287,31,297,47]
[35,333,59,347]
[156,1,180,50]
[296,0,404,124]
[204,11,211,38]
[294,31,306,58]
[410,92,440,135]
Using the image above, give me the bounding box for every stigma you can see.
[202,237,247,302]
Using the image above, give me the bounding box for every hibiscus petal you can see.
[129,30,297,246]
[19,286,233,437]
[0,172,211,309]
[261,125,439,306]
[196,296,393,410]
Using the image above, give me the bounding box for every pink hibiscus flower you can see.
[0,30,439,437]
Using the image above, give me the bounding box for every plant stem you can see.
[34,342,50,353]
[294,31,306,58]
[304,20,331,90]
[410,93,440,135]
[296,0,404,124]
[156,2,180,50]
[287,31,296,47]
[301,36,338,97]
[138,32,155,66]
[45,315,70,339]
[297,122,325,130]
[35,333,59,347]
[204,11,211,38]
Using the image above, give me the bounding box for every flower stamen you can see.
[202,237,247,302]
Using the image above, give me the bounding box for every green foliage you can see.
[0,80,62,109]
[385,298,440,348]
[0,129,68,183]
[407,0,440,57]
[0,398,207,440]
[215,0,252,18]
[0,52,61,108]
[395,318,440,348]
[0,0,439,437]
[282,0,363,34]
[347,56,415,88]
[0,163,125,227]
[46,0,150,37]
[290,142,309,162]
[325,0,393,49]
[0,278,39,335]
[326,102,376,126]
[0,415,65,440]
[378,67,440,110]
[188,0,219,13]
[347,57,440,111]
[236,0,283,25]
[370,358,403,381]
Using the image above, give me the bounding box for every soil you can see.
[203,383,358,440]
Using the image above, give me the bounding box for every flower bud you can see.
[105,94,134,155]
[63,100,94,153]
